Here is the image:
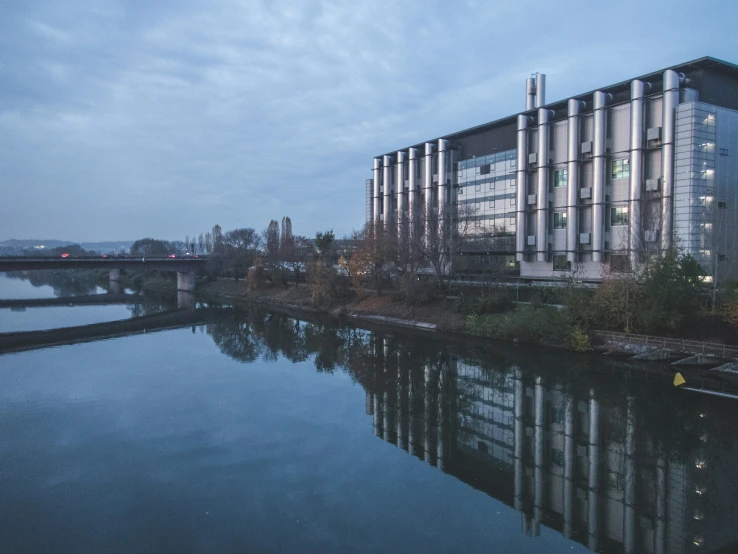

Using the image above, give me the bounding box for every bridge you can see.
[0,257,207,291]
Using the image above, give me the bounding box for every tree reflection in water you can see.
[203,308,738,554]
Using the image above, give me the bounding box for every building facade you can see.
[366,57,738,281]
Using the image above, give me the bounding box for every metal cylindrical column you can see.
[567,100,582,262]
[373,158,382,226]
[535,74,546,108]
[408,148,418,235]
[662,70,683,253]
[592,91,608,262]
[526,77,536,111]
[587,389,600,552]
[516,116,531,261]
[424,143,435,239]
[396,151,406,237]
[383,155,393,230]
[537,109,552,262]
[629,80,646,268]
[438,140,449,222]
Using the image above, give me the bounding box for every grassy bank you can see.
[198,279,467,333]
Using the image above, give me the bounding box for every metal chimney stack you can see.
[535,74,546,107]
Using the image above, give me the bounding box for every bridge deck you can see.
[0,256,207,272]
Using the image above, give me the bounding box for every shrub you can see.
[247,266,267,290]
[455,290,514,316]
[398,273,436,306]
[466,305,571,346]
[307,262,352,309]
[570,327,592,352]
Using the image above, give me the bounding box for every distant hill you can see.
[0,239,134,254]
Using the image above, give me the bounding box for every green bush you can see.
[570,327,592,352]
[398,274,436,306]
[466,305,571,345]
[455,290,514,316]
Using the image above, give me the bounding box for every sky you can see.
[1,0,736,243]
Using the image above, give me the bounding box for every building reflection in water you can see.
[205,311,738,554]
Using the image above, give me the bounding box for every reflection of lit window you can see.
[694,510,704,520]
[695,486,707,495]
[693,536,705,547]
[695,460,706,469]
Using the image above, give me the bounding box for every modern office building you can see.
[366,57,738,280]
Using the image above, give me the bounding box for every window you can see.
[475,184,481,192]
[720,148,729,156]
[719,201,727,208]
[480,164,491,175]
[611,158,630,179]
[510,198,516,206]
[554,211,567,229]
[611,206,629,226]
[554,169,568,187]
[458,187,463,195]
[719,254,726,262]
[488,200,495,209]
[553,255,570,271]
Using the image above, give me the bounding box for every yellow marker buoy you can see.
[674,372,686,387]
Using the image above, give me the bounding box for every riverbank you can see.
[197,279,738,391]
[198,279,466,332]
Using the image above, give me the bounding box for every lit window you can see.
[554,169,568,187]
[489,200,495,209]
[510,198,516,206]
[475,184,481,192]
[611,206,629,226]
[611,158,631,179]
[554,211,567,229]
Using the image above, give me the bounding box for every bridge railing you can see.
[592,330,738,358]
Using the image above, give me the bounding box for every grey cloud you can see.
[1,0,736,241]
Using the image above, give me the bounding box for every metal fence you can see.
[593,330,738,358]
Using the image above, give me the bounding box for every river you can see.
[1,273,737,553]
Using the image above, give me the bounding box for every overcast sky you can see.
[1,0,736,242]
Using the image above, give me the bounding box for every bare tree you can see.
[263,220,280,267]
[409,204,476,298]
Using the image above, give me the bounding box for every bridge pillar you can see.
[109,269,120,281]
[177,291,196,310]
[176,270,197,292]
[108,280,121,294]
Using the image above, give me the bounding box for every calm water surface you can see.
[1,278,737,553]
